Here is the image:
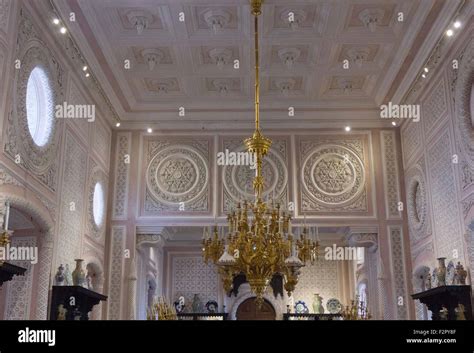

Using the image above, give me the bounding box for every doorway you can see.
[236,297,276,320]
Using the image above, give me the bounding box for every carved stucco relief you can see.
[405,163,431,244]
[453,38,474,166]
[4,9,64,192]
[171,256,218,305]
[0,0,11,35]
[145,139,210,213]
[388,226,408,320]
[381,131,401,219]
[422,78,448,137]
[56,131,87,268]
[221,137,288,213]
[108,226,125,320]
[4,236,37,320]
[112,133,131,219]
[298,137,368,213]
[427,129,462,258]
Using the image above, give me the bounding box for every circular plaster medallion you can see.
[147,145,208,205]
[302,145,364,206]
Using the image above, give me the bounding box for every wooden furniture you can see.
[283,313,343,320]
[411,285,472,320]
[0,262,26,287]
[177,313,228,320]
[50,285,107,320]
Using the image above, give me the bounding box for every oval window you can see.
[93,182,105,227]
[26,66,54,147]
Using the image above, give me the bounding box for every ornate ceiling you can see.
[51,0,454,129]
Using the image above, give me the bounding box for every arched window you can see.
[26,66,54,146]
[92,182,105,227]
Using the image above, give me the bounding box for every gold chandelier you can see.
[202,0,319,308]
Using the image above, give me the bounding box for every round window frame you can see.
[13,42,62,174]
[92,182,105,228]
[25,65,55,147]
[89,168,107,238]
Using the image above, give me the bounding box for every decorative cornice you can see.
[136,233,166,249]
[347,232,378,252]
[48,0,120,126]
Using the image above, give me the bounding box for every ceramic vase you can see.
[312,293,324,314]
[72,259,86,287]
[436,257,447,286]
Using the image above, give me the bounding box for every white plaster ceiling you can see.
[52,0,453,129]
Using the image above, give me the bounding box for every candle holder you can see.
[0,230,12,266]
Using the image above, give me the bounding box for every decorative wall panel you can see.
[292,258,338,311]
[401,121,422,167]
[108,226,125,320]
[144,138,210,214]
[453,38,474,165]
[67,80,90,142]
[92,119,111,169]
[5,236,36,320]
[221,137,288,213]
[57,131,87,267]
[297,135,369,214]
[388,226,407,320]
[0,0,11,36]
[427,129,462,258]
[381,131,401,219]
[171,256,218,305]
[112,133,131,220]
[422,78,448,138]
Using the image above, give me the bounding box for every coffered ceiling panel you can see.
[53,0,448,128]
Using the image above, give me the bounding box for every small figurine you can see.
[455,262,467,285]
[54,264,65,286]
[86,272,93,290]
[439,306,449,320]
[57,304,67,320]
[455,303,466,320]
[425,272,432,290]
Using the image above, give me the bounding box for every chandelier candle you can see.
[202,0,319,309]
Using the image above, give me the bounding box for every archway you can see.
[412,266,431,320]
[0,185,55,320]
[236,298,276,320]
